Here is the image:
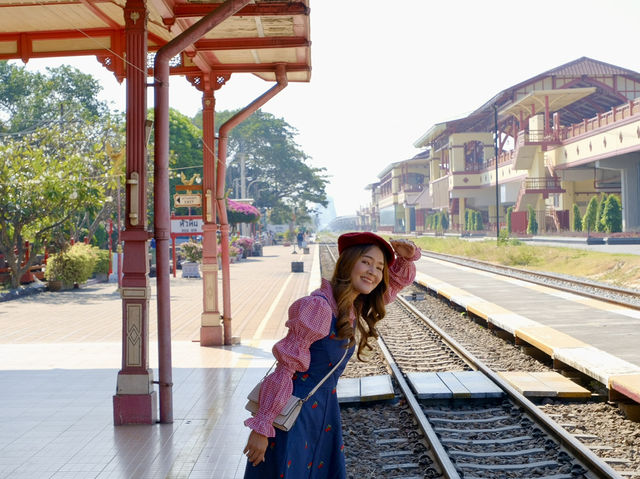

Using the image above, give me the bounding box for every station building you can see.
[365,57,640,234]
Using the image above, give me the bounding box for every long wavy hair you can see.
[330,244,390,360]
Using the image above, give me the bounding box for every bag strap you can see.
[301,347,348,403]
[262,291,348,402]
[259,347,349,403]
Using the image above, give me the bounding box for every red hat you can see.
[337,232,395,266]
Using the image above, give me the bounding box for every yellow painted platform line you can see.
[498,371,590,398]
[515,325,588,356]
[534,371,591,398]
[498,371,557,397]
[253,274,294,341]
[467,302,510,321]
[609,374,640,403]
[554,346,640,387]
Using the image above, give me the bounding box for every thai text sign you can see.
[174,194,202,208]
[171,217,203,234]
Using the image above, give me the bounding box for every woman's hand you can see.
[390,239,417,259]
[243,430,268,467]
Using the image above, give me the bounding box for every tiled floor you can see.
[0,245,316,478]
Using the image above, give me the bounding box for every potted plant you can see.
[180,240,202,278]
[229,244,241,263]
[234,237,254,258]
[45,243,98,291]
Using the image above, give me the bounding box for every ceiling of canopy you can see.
[0,0,311,88]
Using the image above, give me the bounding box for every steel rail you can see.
[376,335,461,479]
[397,294,623,479]
[420,249,640,312]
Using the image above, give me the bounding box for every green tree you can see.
[527,206,538,235]
[440,212,449,231]
[0,62,117,287]
[474,211,484,231]
[0,125,108,288]
[0,62,107,134]
[601,195,622,233]
[595,193,607,232]
[210,109,328,220]
[582,196,599,234]
[572,204,582,232]
[148,108,203,216]
[506,206,513,233]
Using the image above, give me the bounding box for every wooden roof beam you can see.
[172,2,309,19]
[193,36,309,51]
[168,61,309,75]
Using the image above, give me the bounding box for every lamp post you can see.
[493,104,500,241]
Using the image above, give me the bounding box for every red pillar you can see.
[200,86,222,345]
[113,0,156,425]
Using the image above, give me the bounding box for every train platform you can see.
[0,243,320,479]
[3,241,640,478]
[414,255,640,414]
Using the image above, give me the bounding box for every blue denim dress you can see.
[244,312,355,479]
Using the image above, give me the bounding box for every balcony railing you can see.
[558,98,640,141]
[523,176,563,191]
[484,150,514,169]
[401,185,424,193]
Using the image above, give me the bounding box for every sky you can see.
[19,0,640,217]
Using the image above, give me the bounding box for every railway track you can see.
[419,249,640,311]
[319,243,629,478]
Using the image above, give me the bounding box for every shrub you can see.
[601,195,622,233]
[506,206,513,233]
[526,206,538,235]
[572,204,582,232]
[505,246,539,266]
[94,249,111,275]
[474,211,484,231]
[440,212,449,231]
[582,196,599,233]
[497,228,510,245]
[595,193,607,232]
[45,243,98,285]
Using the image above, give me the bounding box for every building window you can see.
[464,141,484,171]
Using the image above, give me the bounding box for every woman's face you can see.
[349,245,385,295]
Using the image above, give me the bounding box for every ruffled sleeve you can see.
[244,294,333,437]
[384,242,421,304]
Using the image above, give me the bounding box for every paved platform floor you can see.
[0,244,318,479]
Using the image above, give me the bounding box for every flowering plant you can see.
[234,237,254,250]
[229,245,242,257]
[227,199,260,224]
[180,240,203,263]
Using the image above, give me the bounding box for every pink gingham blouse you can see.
[245,246,421,437]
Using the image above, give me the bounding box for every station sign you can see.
[174,193,202,208]
[171,217,203,234]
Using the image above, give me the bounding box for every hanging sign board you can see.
[174,193,202,208]
[171,217,203,234]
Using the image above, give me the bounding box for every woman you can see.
[243,232,420,478]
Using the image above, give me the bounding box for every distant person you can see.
[297,231,304,249]
[243,232,420,478]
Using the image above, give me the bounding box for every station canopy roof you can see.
[498,87,596,119]
[0,0,311,87]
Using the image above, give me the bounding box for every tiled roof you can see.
[543,57,640,77]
